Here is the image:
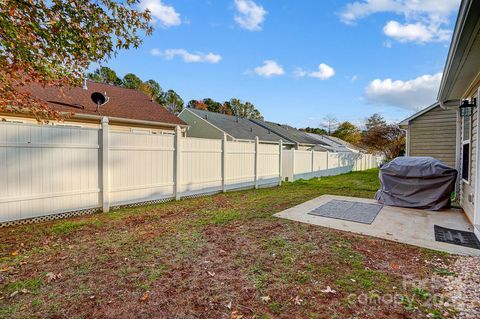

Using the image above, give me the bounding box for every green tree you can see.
[300,127,328,135]
[1,0,152,121]
[140,79,164,104]
[365,113,387,130]
[187,100,198,108]
[202,98,223,113]
[229,98,262,119]
[360,114,405,159]
[88,67,122,85]
[122,73,143,90]
[163,90,184,115]
[332,122,361,145]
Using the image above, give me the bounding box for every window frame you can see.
[462,111,472,184]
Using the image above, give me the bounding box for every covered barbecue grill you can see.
[375,157,458,210]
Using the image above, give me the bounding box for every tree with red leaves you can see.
[0,0,152,121]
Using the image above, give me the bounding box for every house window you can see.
[461,111,472,182]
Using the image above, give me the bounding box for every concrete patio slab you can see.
[275,195,480,256]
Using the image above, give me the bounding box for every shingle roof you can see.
[251,120,327,146]
[306,133,354,153]
[20,81,186,126]
[187,108,292,143]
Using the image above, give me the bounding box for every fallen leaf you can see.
[45,272,62,282]
[230,310,243,319]
[11,251,18,256]
[21,289,30,294]
[293,295,303,305]
[140,292,149,301]
[321,286,336,294]
[10,291,19,298]
[260,296,271,303]
[390,261,401,270]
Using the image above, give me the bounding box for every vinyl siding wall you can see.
[409,106,457,167]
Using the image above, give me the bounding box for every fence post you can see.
[174,126,182,200]
[311,150,314,176]
[254,136,259,189]
[222,133,227,193]
[326,151,329,175]
[101,117,110,213]
[278,140,283,186]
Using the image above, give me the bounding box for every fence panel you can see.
[109,131,175,206]
[225,140,255,190]
[0,123,100,223]
[257,143,280,186]
[180,137,222,196]
[0,120,381,224]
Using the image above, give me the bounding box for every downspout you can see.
[454,108,462,201]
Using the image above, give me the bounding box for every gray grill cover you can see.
[375,157,457,210]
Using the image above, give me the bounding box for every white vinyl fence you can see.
[0,120,381,224]
[282,149,382,182]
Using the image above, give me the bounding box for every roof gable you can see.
[399,103,440,126]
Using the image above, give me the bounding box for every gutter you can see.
[68,113,189,129]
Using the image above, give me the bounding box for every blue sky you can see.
[100,0,461,128]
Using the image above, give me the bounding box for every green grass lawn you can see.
[0,169,455,319]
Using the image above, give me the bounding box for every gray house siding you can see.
[408,106,457,167]
[179,109,227,140]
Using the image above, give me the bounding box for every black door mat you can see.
[434,225,480,250]
[308,200,383,224]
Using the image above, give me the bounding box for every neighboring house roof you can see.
[438,0,480,102]
[19,81,186,126]
[399,102,440,127]
[324,135,366,152]
[306,133,354,153]
[250,119,330,147]
[185,108,292,143]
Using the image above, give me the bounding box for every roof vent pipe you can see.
[82,78,88,90]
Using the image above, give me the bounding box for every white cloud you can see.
[150,48,162,56]
[253,60,284,77]
[383,20,451,43]
[295,64,336,80]
[339,0,459,43]
[309,64,336,80]
[139,0,181,27]
[234,0,267,31]
[152,49,222,63]
[365,72,442,110]
[340,0,459,24]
